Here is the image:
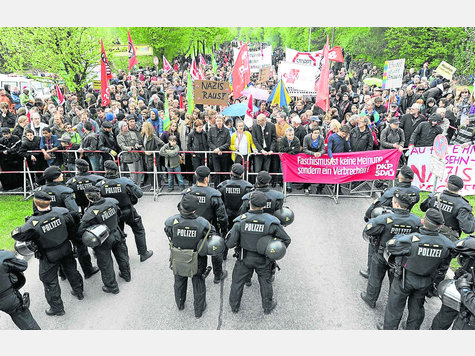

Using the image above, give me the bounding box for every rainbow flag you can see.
[163,94,171,131]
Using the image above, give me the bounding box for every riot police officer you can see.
[11,191,84,316]
[360,165,420,278]
[66,158,104,215]
[0,249,40,329]
[380,209,455,329]
[217,163,253,259]
[420,175,475,241]
[77,186,131,294]
[181,166,228,284]
[97,160,153,262]
[431,235,475,329]
[35,165,99,280]
[165,194,216,318]
[360,190,422,309]
[227,191,291,314]
[239,171,284,215]
[453,269,475,330]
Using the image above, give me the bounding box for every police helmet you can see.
[14,240,38,257]
[265,239,287,260]
[371,206,392,218]
[198,234,225,257]
[274,207,295,227]
[455,236,475,268]
[437,279,461,312]
[82,224,110,248]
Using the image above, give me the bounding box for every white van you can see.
[0,74,49,99]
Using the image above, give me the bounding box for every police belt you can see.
[0,287,14,299]
[41,239,70,252]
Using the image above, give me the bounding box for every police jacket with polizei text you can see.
[12,207,78,262]
[364,181,421,220]
[34,182,79,215]
[96,176,143,209]
[239,186,284,215]
[385,228,455,284]
[164,211,216,251]
[181,185,228,231]
[0,250,27,294]
[77,197,122,245]
[420,190,475,236]
[66,172,105,209]
[226,210,291,254]
[364,208,422,251]
[217,177,253,215]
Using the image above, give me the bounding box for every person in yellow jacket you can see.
[230,120,257,165]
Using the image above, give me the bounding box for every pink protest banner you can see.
[279,149,401,184]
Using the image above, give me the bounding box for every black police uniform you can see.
[35,181,97,278]
[217,176,253,226]
[420,190,475,239]
[66,172,105,214]
[382,228,455,329]
[12,207,84,314]
[239,186,284,215]
[226,210,291,313]
[77,197,131,292]
[164,211,216,316]
[362,209,422,307]
[181,185,228,281]
[453,277,475,330]
[97,176,149,257]
[0,250,40,329]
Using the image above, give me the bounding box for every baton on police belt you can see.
[202,266,212,279]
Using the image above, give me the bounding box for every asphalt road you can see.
[0,193,446,330]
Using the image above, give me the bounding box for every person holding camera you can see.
[96,160,153,262]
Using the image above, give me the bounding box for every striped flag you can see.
[55,84,64,106]
[187,71,194,114]
[164,94,171,131]
[163,55,172,74]
[211,52,217,75]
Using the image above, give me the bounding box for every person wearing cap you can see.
[379,117,405,152]
[97,160,153,262]
[239,170,284,215]
[164,194,217,317]
[408,113,443,148]
[98,120,119,162]
[59,133,81,175]
[181,165,228,284]
[11,191,85,316]
[227,191,291,315]
[399,103,424,148]
[304,116,320,135]
[420,175,475,240]
[77,187,130,295]
[360,190,422,310]
[379,208,456,330]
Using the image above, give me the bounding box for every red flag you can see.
[232,44,250,98]
[199,54,206,67]
[191,56,204,80]
[163,56,172,73]
[127,29,138,71]
[173,62,179,72]
[327,46,344,63]
[315,36,330,112]
[55,84,64,106]
[179,93,184,109]
[100,38,110,107]
[243,94,254,128]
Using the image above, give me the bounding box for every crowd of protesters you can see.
[0,42,474,192]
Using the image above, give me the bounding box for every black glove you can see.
[426,283,438,298]
[364,216,369,223]
[455,273,473,292]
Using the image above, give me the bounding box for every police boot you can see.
[376,322,383,330]
[45,308,65,316]
[264,300,277,315]
[71,290,84,300]
[140,250,153,262]
[360,292,376,309]
[84,266,100,279]
[195,302,207,318]
[102,286,120,294]
[359,269,369,279]
[119,272,131,282]
[214,270,228,284]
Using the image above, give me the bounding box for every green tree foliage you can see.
[454,27,475,78]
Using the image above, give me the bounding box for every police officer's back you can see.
[0,250,40,329]
[66,158,104,213]
[227,191,291,314]
[181,165,228,284]
[420,175,475,241]
[11,191,84,316]
[381,209,455,330]
[165,195,216,318]
[77,187,131,294]
[452,264,475,330]
[97,160,153,262]
[239,171,284,215]
[360,190,422,309]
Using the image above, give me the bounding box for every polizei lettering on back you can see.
[105,186,123,194]
[176,228,197,238]
[433,200,453,213]
[225,187,241,195]
[77,182,93,190]
[41,219,62,233]
[101,207,116,221]
[417,247,442,258]
[244,223,265,233]
[197,196,206,204]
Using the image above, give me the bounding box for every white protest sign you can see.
[278,61,319,97]
[233,46,272,73]
[407,145,475,195]
[382,59,405,89]
[435,61,457,80]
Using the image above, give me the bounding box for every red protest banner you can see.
[279,149,401,184]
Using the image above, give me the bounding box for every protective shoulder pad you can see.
[209,187,222,198]
[52,207,69,215]
[165,214,180,227]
